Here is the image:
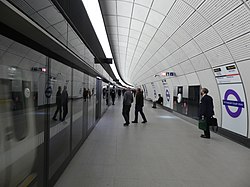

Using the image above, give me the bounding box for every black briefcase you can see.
[209,117,218,132]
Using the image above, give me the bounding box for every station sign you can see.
[213,63,241,84]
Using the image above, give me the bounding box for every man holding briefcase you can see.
[199,88,215,139]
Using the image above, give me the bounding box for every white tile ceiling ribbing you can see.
[100,0,250,85]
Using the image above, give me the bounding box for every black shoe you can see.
[142,121,147,123]
[123,123,129,126]
[52,117,57,121]
[132,121,138,123]
[200,134,210,139]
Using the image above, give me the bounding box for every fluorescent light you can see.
[82,0,133,88]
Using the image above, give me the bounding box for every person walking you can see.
[52,86,62,121]
[122,88,133,126]
[199,88,214,139]
[110,86,116,105]
[61,86,69,121]
[132,88,147,124]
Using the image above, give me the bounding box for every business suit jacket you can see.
[135,92,144,107]
[199,94,214,119]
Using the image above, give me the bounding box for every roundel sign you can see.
[166,89,170,102]
[223,89,244,118]
[24,88,30,98]
[45,86,52,98]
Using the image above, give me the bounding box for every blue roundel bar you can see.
[223,100,244,108]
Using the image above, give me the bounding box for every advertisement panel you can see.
[151,82,158,101]
[219,84,247,136]
[161,79,171,108]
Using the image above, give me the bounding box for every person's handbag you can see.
[198,118,207,130]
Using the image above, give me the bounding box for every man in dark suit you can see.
[122,88,133,126]
[132,88,147,124]
[61,86,69,121]
[199,88,215,139]
[52,86,62,121]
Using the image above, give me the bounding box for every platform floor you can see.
[55,98,250,187]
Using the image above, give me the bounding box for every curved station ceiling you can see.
[99,0,250,85]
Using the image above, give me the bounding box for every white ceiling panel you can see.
[163,39,178,54]
[182,0,204,9]
[182,12,210,38]
[180,60,194,74]
[119,42,127,48]
[129,29,141,39]
[171,76,180,86]
[190,54,210,71]
[154,30,168,44]
[135,0,153,8]
[132,4,149,22]
[130,19,144,32]
[117,1,133,17]
[185,72,200,85]
[118,16,131,28]
[177,75,188,85]
[227,33,250,62]
[152,0,175,15]
[137,40,148,49]
[140,33,151,43]
[118,27,129,35]
[198,0,241,24]
[205,44,234,67]
[171,27,192,47]
[213,5,250,42]
[143,24,157,38]
[119,35,128,42]
[172,64,184,76]
[181,39,202,58]
[159,16,179,36]
[146,10,165,28]
[168,0,194,27]
[194,27,223,51]
[158,46,171,58]
[128,37,138,45]
[171,49,189,64]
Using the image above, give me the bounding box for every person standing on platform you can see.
[61,86,69,121]
[83,88,88,102]
[110,86,116,105]
[199,88,214,139]
[52,86,62,121]
[157,94,163,105]
[122,88,133,126]
[132,88,147,124]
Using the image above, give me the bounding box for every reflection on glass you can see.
[0,35,46,187]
